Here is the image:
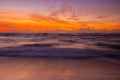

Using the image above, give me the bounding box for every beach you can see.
[0,57,120,80]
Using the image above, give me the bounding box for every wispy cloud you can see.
[49,0,79,22]
[0,0,120,32]
[30,14,69,24]
[96,15,108,19]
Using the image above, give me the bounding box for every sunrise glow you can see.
[0,0,120,32]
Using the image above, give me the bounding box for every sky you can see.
[0,0,120,32]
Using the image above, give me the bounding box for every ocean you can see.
[0,33,120,58]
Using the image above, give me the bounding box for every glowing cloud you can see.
[0,0,120,32]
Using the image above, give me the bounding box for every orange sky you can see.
[0,0,120,32]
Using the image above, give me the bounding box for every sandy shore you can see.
[0,57,120,80]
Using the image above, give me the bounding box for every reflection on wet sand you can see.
[0,57,120,80]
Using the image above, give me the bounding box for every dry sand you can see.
[0,57,120,80]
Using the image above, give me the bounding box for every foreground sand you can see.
[0,57,120,80]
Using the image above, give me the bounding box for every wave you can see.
[21,43,56,47]
[0,45,120,58]
[0,32,120,36]
[0,33,120,58]
[96,43,120,50]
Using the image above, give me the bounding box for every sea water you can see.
[0,33,119,58]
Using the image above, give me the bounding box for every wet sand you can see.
[0,57,120,80]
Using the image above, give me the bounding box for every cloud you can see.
[30,14,69,24]
[0,13,81,32]
[49,0,92,23]
[96,15,108,19]
[0,9,14,19]
[0,22,12,32]
[49,0,79,21]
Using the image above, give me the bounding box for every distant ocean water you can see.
[0,33,120,58]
